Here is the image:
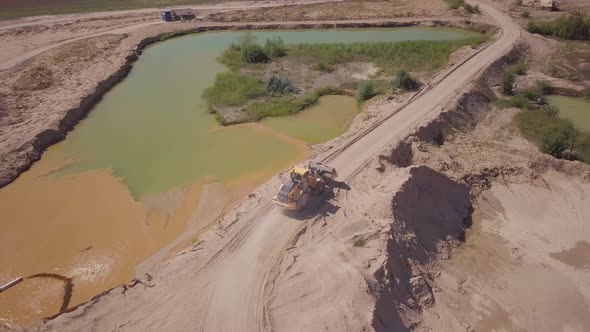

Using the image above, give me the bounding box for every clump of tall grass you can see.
[356,81,376,102]
[527,12,590,40]
[501,71,516,95]
[392,69,419,91]
[220,34,276,69]
[202,72,265,109]
[267,76,298,96]
[264,37,287,57]
[512,60,528,75]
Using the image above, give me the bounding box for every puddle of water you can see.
[549,240,590,270]
[547,95,590,132]
[262,95,358,144]
[0,27,480,326]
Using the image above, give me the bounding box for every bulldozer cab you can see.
[290,167,309,183]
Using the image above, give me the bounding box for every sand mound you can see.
[265,165,472,332]
[372,166,472,331]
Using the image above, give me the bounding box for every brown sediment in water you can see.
[0,145,204,326]
[0,124,310,326]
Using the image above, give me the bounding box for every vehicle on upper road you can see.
[161,9,196,22]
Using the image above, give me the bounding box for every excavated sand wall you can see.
[370,43,528,331]
[372,166,472,331]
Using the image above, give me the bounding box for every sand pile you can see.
[266,165,473,332]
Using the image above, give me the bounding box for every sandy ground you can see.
[2,0,589,331]
[9,1,526,331]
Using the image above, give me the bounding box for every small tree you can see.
[392,69,419,91]
[264,37,287,58]
[357,81,375,102]
[501,71,516,95]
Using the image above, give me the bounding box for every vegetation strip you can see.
[497,63,590,163]
[205,33,487,124]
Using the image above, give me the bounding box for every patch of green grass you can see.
[246,86,342,120]
[221,36,487,74]
[527,12,590,40]
[515,108,590,161]
[286,37,487,74]
[521,11,530,19]
[512,60,528,75]
[202,72,265,109]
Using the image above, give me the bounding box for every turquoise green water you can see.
[60,27,480,198]
[547,95,590,132]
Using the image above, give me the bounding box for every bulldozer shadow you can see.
[283,180,350,220]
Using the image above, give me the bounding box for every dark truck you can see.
[161,9,196,22]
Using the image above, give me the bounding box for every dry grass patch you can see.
[12,65,53,91]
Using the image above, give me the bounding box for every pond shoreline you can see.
[0,18,493,190]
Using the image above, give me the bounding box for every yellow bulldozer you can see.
[272,161,338,211]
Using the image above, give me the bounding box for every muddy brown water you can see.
[0,27,480,326]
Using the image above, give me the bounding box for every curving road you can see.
[38,1,521,331]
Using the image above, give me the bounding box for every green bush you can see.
[521,11,530,18]
[241,43,270,64]
[202,72,265,108]
[392,69,419,91]
[357,81,375,102]
[527,12,590,40]
[264,37,287,58]
[513,61,528,75]
[501,71,516,95]
[541,124,574,158]
[266,76,298,96]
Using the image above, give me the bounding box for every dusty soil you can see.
[207,0,465,22]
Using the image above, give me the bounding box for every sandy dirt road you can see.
[0,0,343,71]
[34,1,521,331]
